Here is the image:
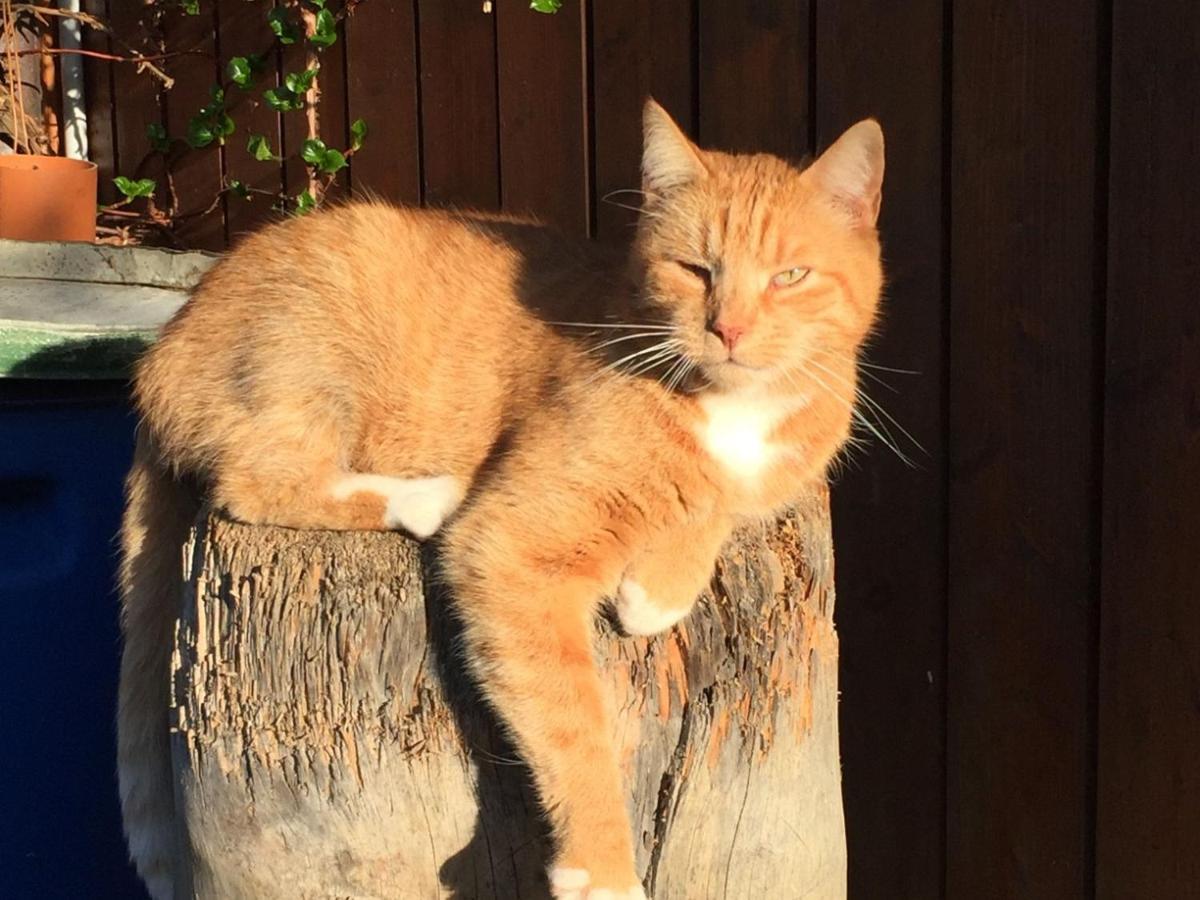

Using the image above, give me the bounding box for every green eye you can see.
[771,267,811,288]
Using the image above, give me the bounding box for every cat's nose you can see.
[712,320,746,352]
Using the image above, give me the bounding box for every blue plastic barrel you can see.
[1,381,146,898]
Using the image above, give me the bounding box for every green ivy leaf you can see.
[309,0,326,8]
[309,8,337,47]
[263,86,303,112]
[178,0,200,15]
[227,179,251,200]
[209,83,225,105]
[349,117,367,151]
[300,137,327,166]
[227,56,252,87]
[284,67,318,96]
[218,112,236,139]
[267,7,301,44]
[294,190,317,215]
[113,176,157,199]
[247,134,278,161]
[318,148,346,174]
[186,116,215,148]
[529,0,562,12]
[146,122,170,153]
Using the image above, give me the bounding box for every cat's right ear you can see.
[642,98,707,195]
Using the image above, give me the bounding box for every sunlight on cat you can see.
[330,473,463,538]
[120,97,887,898]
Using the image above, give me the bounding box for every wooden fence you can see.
[78,1,1199,898]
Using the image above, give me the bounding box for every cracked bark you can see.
[170,487,845,898]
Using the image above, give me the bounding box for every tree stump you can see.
[169,489,845,899]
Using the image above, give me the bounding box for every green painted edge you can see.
[0,322,154,379]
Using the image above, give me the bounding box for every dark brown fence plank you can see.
[81,0,118,205]
[345,0,420,204]
[948,1,1101,896]
[107,1,164,195]
[696,0,810,158]
[161,2,226,249]
[1097,2,1200,896]
[590,0,694,241]
[495,1,589,234]
[416,0,499,210]
[281,5,349,207]
[814,3,947,897]
[217,0,284,242]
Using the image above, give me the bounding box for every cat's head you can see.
[634,100,885,394]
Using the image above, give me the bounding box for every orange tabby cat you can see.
[118,100,884,899]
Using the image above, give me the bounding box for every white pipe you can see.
[58,0,88,160]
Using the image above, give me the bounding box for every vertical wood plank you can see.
[495,1,589,234]
[814,3,948,897]
[1097,1,1200,896]
[345,0,420,204]
[217,0,284,241]
[590,0,694,241]
[416,0,499,209]
[696,0,810,157]
[108,1,164,190]
[161,1,226,249]
[281,4,349,206]
[948,1,1101,896]
[81,0,118,204]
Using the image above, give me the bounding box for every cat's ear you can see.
[807,119,885,228]
[642,98,707,195]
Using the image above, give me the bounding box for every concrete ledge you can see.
[0,240,218,379]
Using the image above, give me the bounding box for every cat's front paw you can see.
[615,578,688,636]
[549,867,648,900]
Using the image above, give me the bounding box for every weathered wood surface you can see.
[170,490,845,899]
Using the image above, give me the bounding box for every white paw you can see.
[548,867,647,900]
[590,888,649,900]
[549,868,590,898]
[330,473,463,538]
[615,578,688,636]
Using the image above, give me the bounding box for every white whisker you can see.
[806,356,927,457]
[600,199,644,215]
[549,320,674,331]
[795,362,917,468]
[586,331,681,354]
[858,361,920,375]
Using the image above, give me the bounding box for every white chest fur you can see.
[696,393,800,481]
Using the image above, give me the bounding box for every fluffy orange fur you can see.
[118,100,884,899]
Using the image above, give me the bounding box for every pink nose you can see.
[713,320,746,351]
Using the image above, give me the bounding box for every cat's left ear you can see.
[807,119,885,228]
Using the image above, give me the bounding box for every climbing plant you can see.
[2,0,562,244]
[104,0,364,238]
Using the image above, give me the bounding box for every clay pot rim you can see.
[0,154,99,173]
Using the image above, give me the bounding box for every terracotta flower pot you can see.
[0,155,98,243]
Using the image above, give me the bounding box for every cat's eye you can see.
[771,267,811,289]
[676,261,712,287]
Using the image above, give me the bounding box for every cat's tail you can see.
[117,429,198,900]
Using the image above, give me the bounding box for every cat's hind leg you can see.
[217,464,464,536]
[208,405,467,540]
[329,472,464,538]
